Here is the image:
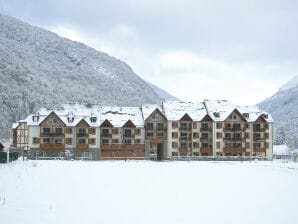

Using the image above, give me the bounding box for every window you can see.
[66,128,72,134]
[256,142,261,148]
[202,133,208,139]
[90,117,97,123]
[79,128,87,134]
[82,151,92,158]
[112,129,119,135]
[146,132,154,137]
[245,133,250,138]
[233,123,241,130]
[213,112,220,118]
[124,139,131,144]
[157,132,164,137]
[90,128,96,135]
[216,132,222,139]
[180,123,189,131]
[66,138,72,145]
[135,139,141,144]
[243,113,249,119]
[135,129,141,135]
[202,123,209,129]
[180,142,187,147]
[225,142,232,147]
[216,142,221,149]
[193,142,199,148]
[67,116,74,123]
[33,137,39,144]
[43,127,51,133]
[124,129,132,138]
[55,128,63,135]
[193,132,199,138]
[193,122,197,129]
[102,139,109,144]
[172,122,178,129]
[172,142,178,148]
[225,133,231,138]
[102,129,109,135]
[90,138,96,145]
[172,132,178,138]
[42,138,50,144]
[157,123,164,130]
[216,123,222,129]
[180,132,188,140]
[79,138,87,144]
[246,142,250,148]
[255,124,261,130]
[225,123,231,129]
[146,123,154,130]
[32,115,39,122]
[202,143,209,148]
[112,139,119,144]
[54,138,63,144]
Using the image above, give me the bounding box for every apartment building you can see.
[12,100,273,160]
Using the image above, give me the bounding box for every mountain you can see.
[0,14,170,139]
[259,75,298,148]
[146,81,179,101]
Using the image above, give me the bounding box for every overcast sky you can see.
[1,0,297,105]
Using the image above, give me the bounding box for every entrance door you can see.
[157,143,164,161]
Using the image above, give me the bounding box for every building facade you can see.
[12,100,274,160]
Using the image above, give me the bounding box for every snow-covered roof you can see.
[273,145,290,156]
[141,104,165,120]
[163,101,207,121]
[204,99,274,122]
[237,106,274,123]
[100,106,144,127]
[204,100,236,122]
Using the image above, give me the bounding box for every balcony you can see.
[41,132,64,137]
[200,137,212,141]
[200,127,212,131]
[179,127,192,132]
[179,137,191,141]
[254,137,266,141]
[157,127,167,131]
[255,128,265,132]
[100,134,112,138]
[224,147,246,154]
[77,133,88,137]
[123,134,135,138]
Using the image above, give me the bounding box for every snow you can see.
[100,106,144,127]
[279,75,298,92]
[163,101,207,121]
[141,104,164,121]
[0,160,297,224]
[273,145,290,156]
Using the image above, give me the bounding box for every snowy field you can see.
[1,160,298,224]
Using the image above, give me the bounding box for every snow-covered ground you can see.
[1,160,297,224]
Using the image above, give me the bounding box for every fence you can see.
[0,152,19,163]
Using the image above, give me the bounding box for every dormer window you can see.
[243,113,249,119]
[67,117,74,123]
[90,117,97,123]
[213,112,220,118]
[261,113,268,119]
[32,115,39,122]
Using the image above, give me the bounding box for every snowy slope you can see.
[0,160,297,224]
[259,75,298,147]
[146,81,179,101]
[0,14,164,139]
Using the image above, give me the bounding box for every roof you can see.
[100,106,144,127]
[163,101,207,121]
[0,142,4,149]
[237,105,274,123]
[204,99,274,122]
[273,145,290,156]
[204,100,236,122]
[141,104,165,120]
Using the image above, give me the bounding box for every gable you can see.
[255,116,267,123]
[40,112,66,127]
[146,108,167,122]
[100,119,113,128]
[123,120,136,128]
[76,119,90,128]
[225,109,246,122]
[201,114,213,122]
[180,113,193,122]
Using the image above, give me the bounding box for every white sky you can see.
[1,0,297,105]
